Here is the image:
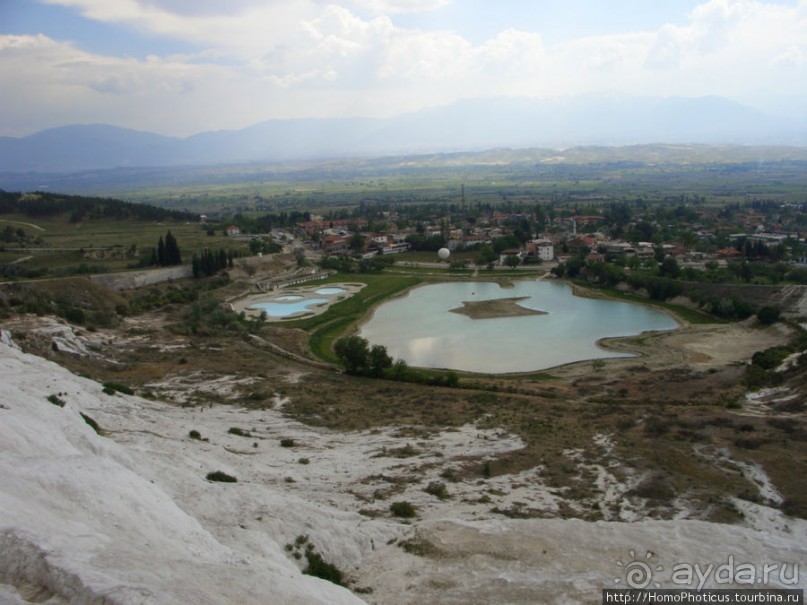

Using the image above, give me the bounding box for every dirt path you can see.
[0,218,45,231]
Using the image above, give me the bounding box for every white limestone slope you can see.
[1,335,806,605]
[0,340,366,605]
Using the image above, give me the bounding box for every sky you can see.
[0,0,804,137]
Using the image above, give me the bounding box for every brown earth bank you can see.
[449,297,548,319]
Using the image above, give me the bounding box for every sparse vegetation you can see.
[102,382,134,396]
[206,471,238,483]
[80,412,102,435]
[424,481,450,500]
[47,394,66,408]
[390,501,417,518]
[285,535,345,587]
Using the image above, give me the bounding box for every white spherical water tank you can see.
[437,247,451,260]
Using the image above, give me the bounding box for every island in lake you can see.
[449,297,548,320]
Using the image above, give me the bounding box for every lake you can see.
[358,280,679,373]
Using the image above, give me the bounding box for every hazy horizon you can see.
[1,0,805,138]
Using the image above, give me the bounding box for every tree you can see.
[154,230,182,266]
[757,306,781,325]
[659,256,680,278]
[368,344,393,377]
[504,254,520,268]
[192,247,231,278]
[349,233,366,255]
[164,230,182,265]
[157,236,166,266]
[333,335,370,374]
[475,244,497,266]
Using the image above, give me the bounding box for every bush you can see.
[782,497,807,519]
[734,437,765,450]
[629,473,675,502]
[751,346,791,370]
[424,481,450,500]
[206,471,238,483]
[102,382,134,396]
[189,430,202,440]
[80,412,102,435]
[63,307,86,325]
[47,394,66,408]
[303,551,344,586]
[280,438,295,448]
[756,306,781,325]
[390,501,417,518]
[285,535,345,586]
[228,427,251,437]
[643,415,671,437]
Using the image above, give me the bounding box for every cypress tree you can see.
[157,236,166,266]
[165,230,182,265]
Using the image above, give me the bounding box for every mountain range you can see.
[1,95,805,175]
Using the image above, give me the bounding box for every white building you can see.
[530,239,555,261]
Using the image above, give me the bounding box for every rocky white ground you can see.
[1,336,805,604]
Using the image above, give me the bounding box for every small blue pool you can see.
[249,297,329,318]
[315,287,347,295]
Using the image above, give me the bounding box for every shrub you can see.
[629,473,675,502]
[228,427,251,437]
[751,346,791,370]
[757,306,781,325]
[390,501,416,518]
[206,471,238,483]
[80,412,102,435]
[424,481,450,500]
[285,535,345,586]
[47,394,65,408]
[102,382,134,396]
[280,438,295,448]
[482,460,493,478]
[387,443,419,458]
[734,437,765,450]
[303,551,344,586]
[782,497,807,519]
[63,307,86,325]
[440,468,458,482]
[643,415,671,437]
[189,430,202,440]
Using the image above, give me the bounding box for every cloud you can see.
[341,0,454,14]
[3,0,805,136]
[644,24,688,69]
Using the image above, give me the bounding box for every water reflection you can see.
[359,280,678,373]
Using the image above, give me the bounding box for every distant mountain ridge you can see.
[1,95,804,174]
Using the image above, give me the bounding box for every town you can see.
[219,195,807,290]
